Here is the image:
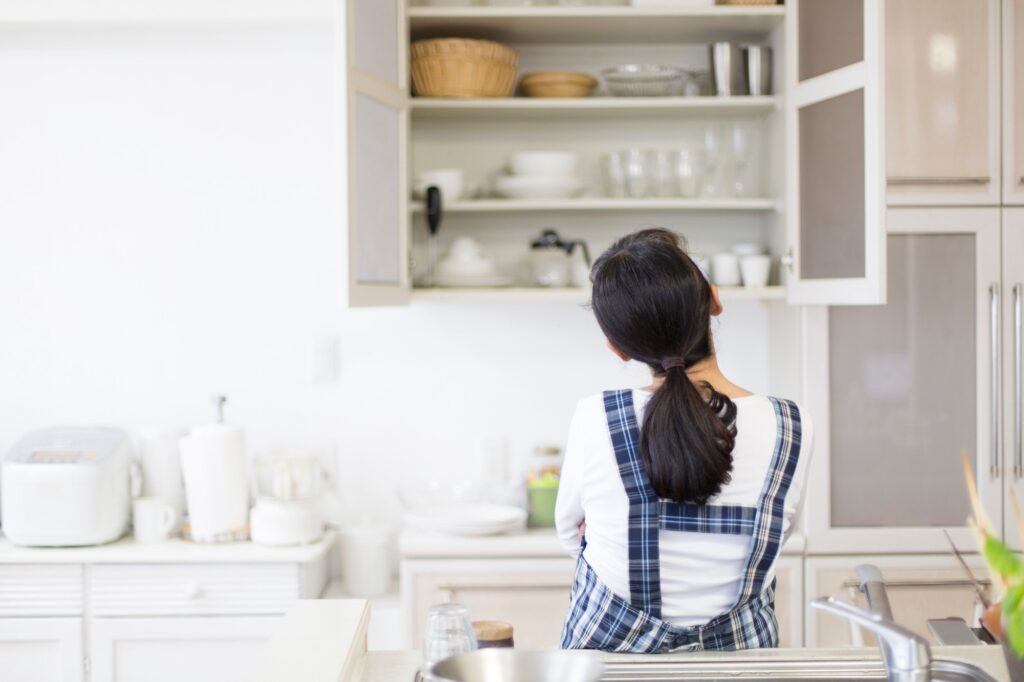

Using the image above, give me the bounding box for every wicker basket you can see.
[520,71,598,98]
[411,38,519,98]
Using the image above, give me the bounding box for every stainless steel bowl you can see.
[429,649,605,682]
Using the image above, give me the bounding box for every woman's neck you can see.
[647,356,754,399]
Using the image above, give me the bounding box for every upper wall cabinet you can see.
[346,0,410,306]
[886,0,1001,206]
[786,0,886,305]
[1006,0,1024,205]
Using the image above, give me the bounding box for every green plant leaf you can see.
[1008,609,1024,658]
[985,536,1024,579]
[1005,583,1024,613]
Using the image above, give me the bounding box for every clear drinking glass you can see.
[647,149,675,197]
[422,603,478,680]
[674,148,702,198]
[601,152,626,197]
[623,148,648,198]
[701,127,724,197]
[730,123,753,197]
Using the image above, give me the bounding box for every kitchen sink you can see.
[599,656,999,681]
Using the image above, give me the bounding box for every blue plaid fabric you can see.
[560,390,803,653]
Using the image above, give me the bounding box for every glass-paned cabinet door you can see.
[786,0,886,305]
[804,208,1001,553]
[1005,0,1024,205]
[887,0,1000,206]
[345,0,409,306]
[1005,209,1024,547]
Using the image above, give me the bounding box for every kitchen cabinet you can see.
[0,535,332,682]
[805,555,990,648]
[1003,208,1024,544]
[342,2,888,307]
[804,208,1003,553]
[1006,0,1024,205]
[886,0,1001,206]
[0,618,82,682]
[89,617,276,682]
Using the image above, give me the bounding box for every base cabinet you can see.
[805,556,990,648]
[0,618,82,682]
[89,617,278,682]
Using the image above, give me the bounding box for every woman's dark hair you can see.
[590,228,737,505]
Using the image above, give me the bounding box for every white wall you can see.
[0,19,775,524]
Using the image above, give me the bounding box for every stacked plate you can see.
[494,151,585,200]
[404,504,527,536]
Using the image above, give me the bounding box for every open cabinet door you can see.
[344,0,409,306]
[785,0,885,305]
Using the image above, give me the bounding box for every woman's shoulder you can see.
[734,394,813,447]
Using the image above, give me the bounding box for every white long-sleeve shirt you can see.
[555,390,813,626]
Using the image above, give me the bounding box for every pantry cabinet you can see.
[885,0,1001,206]
[805,555,990,648]
[1005,0,1024,205]
[343,1,889,308]
[804,208,1003,554]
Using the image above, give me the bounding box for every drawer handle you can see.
[887,176,991,186]
[841,579,991,590]
[183,582,203,599]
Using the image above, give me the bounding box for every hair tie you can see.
[661,357,687,370]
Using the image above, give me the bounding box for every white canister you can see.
[339,525,396,597]
[740,254,772,288]
[179,423,249,543]
[711,252,741,286]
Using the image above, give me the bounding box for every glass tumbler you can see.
[648,149,675,197]
[674,148,702,198]
[423,603,478,680]
[601,152,626,198]
[623,148,649,198]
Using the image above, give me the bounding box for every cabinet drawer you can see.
[0,565,82,616]
[91,564,301,616]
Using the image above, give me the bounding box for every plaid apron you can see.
[560,389,803,653]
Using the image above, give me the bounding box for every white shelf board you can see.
[410,96,780,120]
[408,6,785,44]
[0,0,333,25]
[411,198,780,213]
[411,286,785,303]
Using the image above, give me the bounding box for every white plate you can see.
[434,273,514,288]
[494,176,584,200]
[404,504,527,536]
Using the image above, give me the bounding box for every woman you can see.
[556,228,812,653]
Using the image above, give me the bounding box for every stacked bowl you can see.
[494,152,584,200]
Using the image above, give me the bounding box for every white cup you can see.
[711,252,741,286]
[740,254,772,288]
[414,168,464,201]
[133,496,177,544]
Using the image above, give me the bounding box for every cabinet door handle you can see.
[1015,284,1023,480]
[842,578,992,590]
[887,176,991,186]
[992,284,1001,479]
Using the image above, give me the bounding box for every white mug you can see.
[413,168,464,201]
[740,254,772,288]
[711,252,741,287]
[133,496,177,544]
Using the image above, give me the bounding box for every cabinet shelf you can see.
[411,198,780,213]
[411,286,786,303]
[408,6,786,44]
[410,96,780,120]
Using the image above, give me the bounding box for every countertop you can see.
[259,600,1013,682]
[399,527,806,559]
[0,529,335,564]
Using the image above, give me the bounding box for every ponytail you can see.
[640,368,736,504]
[590,228,738,505]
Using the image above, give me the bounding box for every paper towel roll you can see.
[179,423,249,543]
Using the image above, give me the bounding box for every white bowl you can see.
[495,175,584,200]
[509,151,578,177]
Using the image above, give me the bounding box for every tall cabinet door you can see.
[886,0,1001,206]
[1006,209,1024,545]
[345,0,409,306]
[805,208,1002,553]
[786,0,886,305]
[1006,0,1024,205]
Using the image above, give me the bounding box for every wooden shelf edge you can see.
[410,96,780,111]
[407,6,785,19]
[411,198,781,213]
[411,286,785,303]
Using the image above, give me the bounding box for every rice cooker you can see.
[1,427,135,546]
